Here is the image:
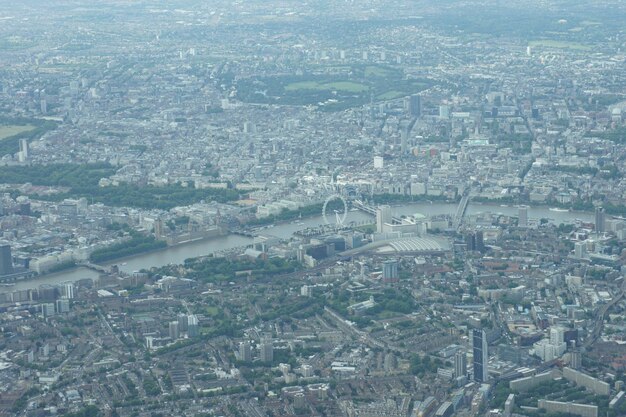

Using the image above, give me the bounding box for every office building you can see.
[400,128,410,154]
[374,155,384,169]
[408,94,421,117]
[570,350,582,370]
[60,282,75,299]
[0,244,13,276]
[473,329,488,382]
[454,351,467,378]
[466,231,484,252]
[376,205,392,234]
[41,303,56,318]
[595,207,605,234]
[38,284,58,300]
[475,230,485,252]
[504,394,515,417]
[574,241,587,259]
[55,299,70,313]
[550,327,564,345]
[518,206,528,228]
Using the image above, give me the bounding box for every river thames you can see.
[2,202,593,292]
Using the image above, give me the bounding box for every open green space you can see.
[529,39,592,50]
[364,65,395,77]
[376,90,404,100]
[285,80,369,93]
[233,64,434,111]
[90,230,166,263]
[0,163,241,210]
[0,124,36,140]
[0,117,57,156]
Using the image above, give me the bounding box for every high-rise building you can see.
[549,327,564,346]
[408,94,421,117]
[475,231,485,253]
[60,282,74,299]
[439,105,450,119]
[187,315,198,337]
[260,341,273,363]
[239,342,252,362]
[570,349,582,370]
[41,303,56,318]
[595,207,605,234]
[376,205,392,234]
[400,129,408,154]
[374,156,384,169]
[518,206,528,228]
[466,233,476,251]
[19,139,28,159]
[177,313,188,332]
[0,244,13,276]
[293,392,306,410]
[454,351,467,378]
[56,299,70,313]
[382,259,399,281]
[473,329,488,382]
[169,321,180,340]
[40,99,47,114]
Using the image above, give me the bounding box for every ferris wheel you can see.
[322,194,348,226]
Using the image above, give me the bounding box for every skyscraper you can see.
[0,244,13,276]
[454,351,467,378]
[473,329,488,382]
[518,206,528,228]
[408,94,421,117]
[400,128,408,154]
[475,231,485,253]
[382,259,399,281]
[595,207,605,234]
[376,205,392,234]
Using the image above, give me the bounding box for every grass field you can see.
[364,66,395,77]
[377,90,404,100]
[0,124,36,140]
[529,40,592,51]
[285,80,369,93]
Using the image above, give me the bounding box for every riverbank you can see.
[2,201,596,293]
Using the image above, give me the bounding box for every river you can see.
[3,202,593,292]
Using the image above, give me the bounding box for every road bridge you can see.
[452,194,471,230]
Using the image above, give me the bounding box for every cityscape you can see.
[1,1,626,416]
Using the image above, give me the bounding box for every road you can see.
[583,279,626,349]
